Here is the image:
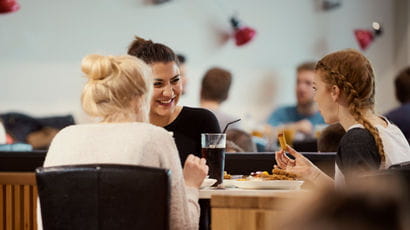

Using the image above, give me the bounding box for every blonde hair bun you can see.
[81,54,114,81]
[80,54,152,122]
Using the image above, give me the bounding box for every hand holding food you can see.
[275,145,321,181]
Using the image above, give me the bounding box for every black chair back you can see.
[36,164,170,230]
[358,161,410,212]
[388,161,410,190]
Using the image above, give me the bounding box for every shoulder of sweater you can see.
[58,122,170,136]
[54,124,77,136]
[126,123,174,140]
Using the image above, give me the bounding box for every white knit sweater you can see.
[39,122,199,230]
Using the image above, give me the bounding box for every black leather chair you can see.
[36,164,170,230]
[388,161,410,191]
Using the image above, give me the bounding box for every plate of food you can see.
[230,168,304,190]
[222,171,243,187]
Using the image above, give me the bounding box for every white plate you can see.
[222,179,237,188]
[200,178,217,188]
[231,180,304,190]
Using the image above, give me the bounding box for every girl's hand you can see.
[183,154,209,188]
[275,145,321,181]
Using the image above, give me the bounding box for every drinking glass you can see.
[201,133,226,186]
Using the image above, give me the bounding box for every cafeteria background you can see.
[0,0,409,129]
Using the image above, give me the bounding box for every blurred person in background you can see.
[267,62,325,139]
[0,112,74,149]
[226,140,244,152]
[226,128,256,152]
[0,117,33,151]
[41,54,207,230]
[199,67,240,131]
[275,49,410,187]
[385,66,410,143]
[176,54,188,95]
[128,36,220,165]
[317,123,345,152]
[0,119,6,144]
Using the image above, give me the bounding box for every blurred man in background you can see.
[385,66,410,143]
[200,67,240,131]
[267,62,325,139]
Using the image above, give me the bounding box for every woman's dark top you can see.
[336,127,381,176]
[164,106,221,165]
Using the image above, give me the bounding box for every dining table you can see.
[199,183,307,230]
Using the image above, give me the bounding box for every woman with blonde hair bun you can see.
[80,54,152,122]
[275,49,410,186]
[40,54,208,230]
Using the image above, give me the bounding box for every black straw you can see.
[222,118,241,133]
[216,118,241,147]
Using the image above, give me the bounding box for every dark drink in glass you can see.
[201,133,226,187]
[201,147,225,186]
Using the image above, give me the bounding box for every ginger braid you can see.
[316,60,386,167]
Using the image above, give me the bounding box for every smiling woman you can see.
[151,61,182,122]
[128,36,221,165]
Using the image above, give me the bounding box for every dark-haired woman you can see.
[275,49,410,186]
[128,36,221,165]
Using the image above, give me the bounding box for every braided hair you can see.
[315,49,385,166]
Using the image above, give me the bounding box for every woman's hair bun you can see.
[81,54,114,81]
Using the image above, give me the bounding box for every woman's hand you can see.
[275,145,321,181]
[183,154,209,188]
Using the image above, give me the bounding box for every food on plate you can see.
[236,168,299,181]
[278,132,287,150]
[223,171,232,179]
[271,168,298,180]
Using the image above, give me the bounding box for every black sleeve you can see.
[199,109,221,134]
[336,128,381,175]
[165,107,221,165]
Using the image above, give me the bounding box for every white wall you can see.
[0,0,407,124]
[393,0,410,70]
